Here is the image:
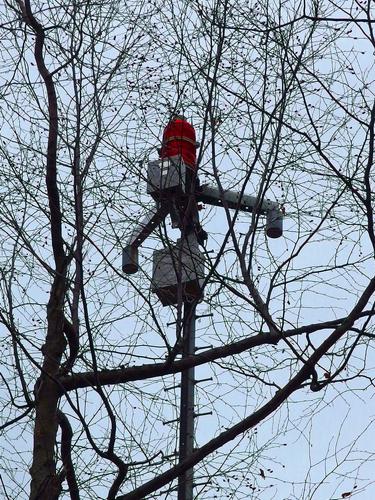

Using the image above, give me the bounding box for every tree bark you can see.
[15,1,68,498]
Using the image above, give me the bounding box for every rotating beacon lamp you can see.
[122,115,283,305]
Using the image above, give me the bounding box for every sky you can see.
[1,1,375,499]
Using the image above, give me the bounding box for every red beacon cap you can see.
[160,115,197,170]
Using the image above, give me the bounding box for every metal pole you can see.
[178,300,196,500]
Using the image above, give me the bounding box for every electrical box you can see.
[151,234,205,306]
[147,156,187,202]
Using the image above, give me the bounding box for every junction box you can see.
[151,233,205,306]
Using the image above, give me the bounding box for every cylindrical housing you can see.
[266,209,283,238]
[160,115,197,169]
[122,245,139,274]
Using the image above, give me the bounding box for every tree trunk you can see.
[30,279,66,499]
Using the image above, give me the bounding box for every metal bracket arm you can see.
[196,184,277,214]
[195,184,283,238]
[126,203,170,248]
[122,203,170,274]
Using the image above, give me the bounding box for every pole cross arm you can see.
[195,184,283,238]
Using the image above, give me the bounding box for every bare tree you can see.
[1,0,375,499]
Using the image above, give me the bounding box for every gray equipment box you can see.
[151,234,205,306]
[147,156,187,201]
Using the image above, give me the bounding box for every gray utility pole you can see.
[178,300,196,500]
[122,153,283,500]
